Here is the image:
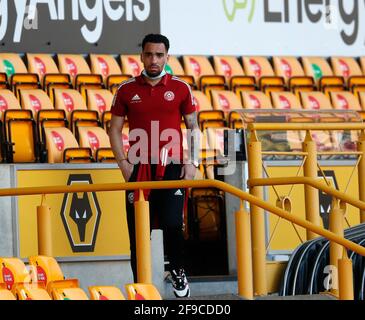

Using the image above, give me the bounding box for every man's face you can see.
[141,42,169,77]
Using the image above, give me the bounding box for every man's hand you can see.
[180,163,197,180]
[118,159,134,182]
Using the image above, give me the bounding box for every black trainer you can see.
[170,268,190,298]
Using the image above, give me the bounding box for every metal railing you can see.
[0,178,364,300]
[246,121,365,299]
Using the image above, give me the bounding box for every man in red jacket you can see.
[109,34,200,298]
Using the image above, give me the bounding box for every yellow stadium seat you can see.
[57,54,91,86]
[273,56,314,88]
[331,57,363,80]
[14,284,52,300]
[43,127,93,163]
[242,56,274,79]
[213,56,245,82]
[270,92,302,110]
[300,91,333,110]
[0,89,21,119]
[230,76,257,95]
[211,90,242,112]
[53,287,89,300]
[166,56,185,75]
[28,255,84,299]
[19,89,53,116]
[78,126,113,161]
[107,74,132,92]
[302,56,335,82]
[183,55,222,92]
[86,88,113,118]
[0,53,28,78]
[89,54,122,84]
[26,53,60,83]
[0,258,51,300]
[3,108,38,163]
[0,284,16,300]
[88,286,126,300]
[120,55,143,77]
[0,258,31,291]
[242,56,285,91]
[192,90,213,112]
[329,91,362,111]
[125,283,162,300]
[241,91,273,110]
[53,88,100,133]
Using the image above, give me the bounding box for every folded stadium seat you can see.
[88,286,126,300]
[125,283,162,300]
[27,53,72,102]
[0,284,16,300]
[302,56,345,95]
[0,257,31,291]
[0,53,40,95]
[53,88,100,134]
[193,90,225,130]
[299,91,342,123]
[89,54,122,85]
[166,56,196,88]
[58,54,102,99]
[300,91,333,110]
[270,91,302,110]
[329,91,362,111]
[183,55,226,94]
[107,74,132,93]
[331,57,362,80]
[57,54,91,85]
[78,126,114,162]
[242,56,285,92]
[241,91,273,110]
[43,127,93,163]
[120,54,144,77]
[0,257,52,300]
[27,255,89,300]
[210,90,243,128]
[86,88,113,129]
[331,57,365,103]
[26,53,69,89]
[18,88,67,149]
[213,55,253,91]
[273,56,315,92]
[166,55,185,75]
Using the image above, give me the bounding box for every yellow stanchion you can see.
[247,131,267,296]
[37,195,52,256]
[338,250,354,300]
[134,190,152,284]
[357,131,365,223]
[329,200,344,297]
[302,131,321,240]
[235,202,253,300]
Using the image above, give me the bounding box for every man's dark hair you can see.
[142,34,170,52]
